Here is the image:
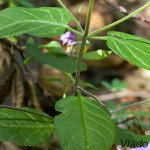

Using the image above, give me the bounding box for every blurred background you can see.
[0,0,150,150]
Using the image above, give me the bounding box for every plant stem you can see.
[74,6,82,95]
[57,0,84,34]
[75,0,94,94]
[0,105,52,120]
[76,6,82,65]
[67,73,75,84]
[67,27,83,36]
[63,74,68,98]
[76,86,106,107]
[88,2,150,37]
[111,99,150,113]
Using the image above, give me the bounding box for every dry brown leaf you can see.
[0,42,13,103]
[25,79,42,111]
[11,62,24,107]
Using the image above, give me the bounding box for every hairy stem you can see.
[76,6,82,66]
[88,2,150,37]
[76,86,106,107]
[75,0,94,94]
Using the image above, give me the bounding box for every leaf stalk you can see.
[75,0,94,94]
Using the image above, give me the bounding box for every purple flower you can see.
[128,143,150,150]
[60,31,77,46]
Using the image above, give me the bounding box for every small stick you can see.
[103,0,150,25]
[111,99,150,113]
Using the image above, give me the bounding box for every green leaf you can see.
[0,0,6,5]
[129,111,150,118]
[111,78,120,86]
[101,81,112,90]
[86,40,91,46]
[7,36,17,43]
[41,78,63,84]
[104,101,117,110]
[18,0,35,8]
[40,41,62,48]
[54,96,116,150]
[0,7,72,38]
[79,80,98,90]
[9,1,16,7]
[107,31,150,70]
[23,57,34,65]
[133,118,150,130]
[111,78,127,92]
[116,81,127,89]
[83,50,112,60]
[115,127,150,147]
[26,38,87,73]
[0,107,53,146]
[39,41,67,55]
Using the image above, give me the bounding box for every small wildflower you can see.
[60,31,77,46]
[60,31,87,55]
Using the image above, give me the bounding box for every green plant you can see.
[101,78,127,92]
[0,0,149,149]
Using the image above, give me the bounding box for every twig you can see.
[76,86,106,107]
[111,99,150,113]
[103,0,150,25]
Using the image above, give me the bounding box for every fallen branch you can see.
[96,90,150,101]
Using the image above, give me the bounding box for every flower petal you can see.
[60,31,77,46]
